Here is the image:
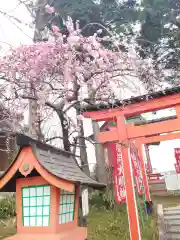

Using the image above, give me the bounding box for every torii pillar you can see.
[117,116,141,239]
[85,112,142,240]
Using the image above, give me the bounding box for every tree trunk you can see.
[34,0,50,41]
[92,120,107,184]
[76,108,90,176]
[78,123,90,176]
[29,0,50,139]
[76,108,90,228]
[57,110,70,151]
[28,84,40,139]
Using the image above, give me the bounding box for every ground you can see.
[0,195,180,240]
[0,218,16,240]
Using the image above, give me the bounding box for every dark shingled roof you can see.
[33,147,104,188]
[81,86,180,112]
[1,133,105,189]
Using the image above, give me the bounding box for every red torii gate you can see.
[83,87,180,240]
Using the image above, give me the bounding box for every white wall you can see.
[149,140,180,173]
[164,172,180,190]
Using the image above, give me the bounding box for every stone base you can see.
[4,227,87,240]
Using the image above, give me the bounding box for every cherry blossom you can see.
[44,5,55,14]
[52,25,61,34]
[0,6,159,148]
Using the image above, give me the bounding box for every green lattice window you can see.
[59,190,75,224]
[22,185,51,227]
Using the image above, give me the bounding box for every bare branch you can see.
[45,101,57,110]
[0,9,33,39]
[78,136,95,145]
[45,136,63,142]
[63,101,79,113]
[17,0,35,18]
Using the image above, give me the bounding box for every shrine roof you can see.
[81,86,180,112]
[0,133,105,190]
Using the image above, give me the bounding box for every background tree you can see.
[137,0,180,84]
[35,0,180,86]
[2,0,179,86]
[34,0,139,39]
[52,0,139,36]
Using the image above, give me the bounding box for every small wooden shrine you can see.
[0,133,104,240]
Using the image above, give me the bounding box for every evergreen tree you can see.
[35,0,180,83]
[138,0,180,84]
[50,0,139,36]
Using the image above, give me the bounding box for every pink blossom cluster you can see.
[0,5,159,121]
[0,16,122,103]
[44,4,55,14]
[0,43,66,82]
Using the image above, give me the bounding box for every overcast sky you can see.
[0,0,33,51]
[0,0,180,173]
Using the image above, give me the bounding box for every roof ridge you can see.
[13,133,78,157]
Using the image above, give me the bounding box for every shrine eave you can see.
[81,86,180,112]
[0,133,105,192]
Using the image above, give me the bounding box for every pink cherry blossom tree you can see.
[0,6,159,171]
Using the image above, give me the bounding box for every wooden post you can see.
[92,120,107,184]
[136,142,151,202]
[28,95,37,139]
[157,204,166,240]
[144,144,153,174]
[34,0,49,42]
[116,116,141,240]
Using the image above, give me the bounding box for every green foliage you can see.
[89,190,158,239]
[88,206,130,240]
[49,0,180,85]
[138,0,180,76]
[89,190,115,209]
[0,195,16,219]
[52,0,139,36]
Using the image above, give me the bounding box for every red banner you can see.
[174,148,180,173]
[104,141,144,203]
[112,143,126,204]
[144,145,152,174]
[175,163,180,174]
[174,148,180,162]
[130,142,144,195]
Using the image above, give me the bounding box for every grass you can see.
[88,205,130,240]
[88,205,158,240]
